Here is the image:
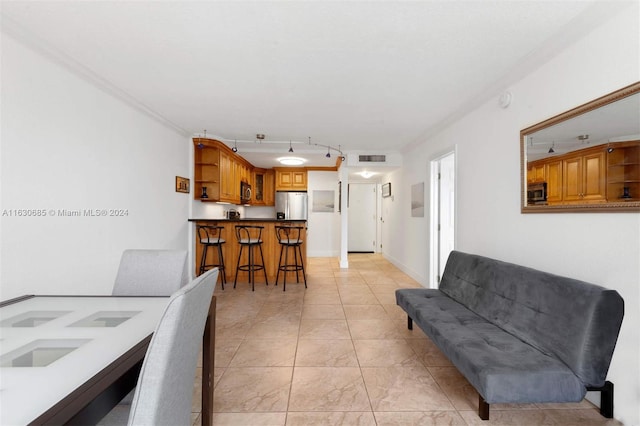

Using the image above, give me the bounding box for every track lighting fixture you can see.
[548,143,555,154]
[232,140,238,153]
[288,140,294,153]
[325,146,331,158]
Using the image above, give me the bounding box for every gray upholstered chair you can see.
[112,249,189,296]
[126,267,217,425]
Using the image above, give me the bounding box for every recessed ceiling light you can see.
[358,171,376,179]
[278,157,306,166]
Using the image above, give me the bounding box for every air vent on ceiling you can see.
[358,154,386,162]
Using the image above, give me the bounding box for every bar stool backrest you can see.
[275,226,304,245]
[235,225,264,244]
[197,225,225,244]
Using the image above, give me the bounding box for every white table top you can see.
[0,296,169,425]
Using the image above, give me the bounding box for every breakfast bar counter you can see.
[188,219,307,284]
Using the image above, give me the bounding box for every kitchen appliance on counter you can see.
[275,191,308,220]
[240,181,252,204]
[226,209,240,219]
[527,182,547,205]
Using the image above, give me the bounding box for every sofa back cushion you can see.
[439,251,624,387]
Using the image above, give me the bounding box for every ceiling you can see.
[2,1,627,179]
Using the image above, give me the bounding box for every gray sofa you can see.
[396,251,624,420]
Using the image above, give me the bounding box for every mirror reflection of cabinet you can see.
[607,141,640,201]
[562,149,606,203]
[521,82,640,212]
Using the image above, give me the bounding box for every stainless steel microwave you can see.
[527,182,547,205]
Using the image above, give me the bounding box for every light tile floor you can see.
[191,254,620,426]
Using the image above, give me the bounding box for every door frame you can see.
[429,147,457,288]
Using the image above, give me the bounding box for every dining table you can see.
[0,294,215,426]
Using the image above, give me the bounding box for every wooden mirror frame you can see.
[521,82,640,213]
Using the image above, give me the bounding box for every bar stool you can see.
[197,225,226,289]
[233,225,268,291]
[275,225,307,291]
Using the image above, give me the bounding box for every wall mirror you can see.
[521,82,640,213]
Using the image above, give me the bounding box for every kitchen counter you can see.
[190,219,307,284]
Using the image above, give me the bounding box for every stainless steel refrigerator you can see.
[275,191,308,220]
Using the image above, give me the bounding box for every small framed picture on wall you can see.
[382,182,391,198]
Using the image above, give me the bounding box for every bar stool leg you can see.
[275,243,285,287]
[233,245,244,289]
[283,244,290,292]
[298,244,307,288]
[217,244,226,290]
[257,243,268,286]
[199,244,208,276]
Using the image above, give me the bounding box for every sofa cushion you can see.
[438,251,624,388]
[403,291,586,403]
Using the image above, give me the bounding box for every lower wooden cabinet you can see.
[193,221,307,283]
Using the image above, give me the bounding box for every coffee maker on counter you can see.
[226,209,240,219]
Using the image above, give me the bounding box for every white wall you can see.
[307,171,341,257]
[1,34,190,298]
[382,5,640,424]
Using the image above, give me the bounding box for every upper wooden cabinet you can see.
[193,142,221,201]
[251,168,275,206]
[562,150,606,203]
[194,138,253,204]
[606,141,640,202]
[526,142,640,205]
[275,168,307,191]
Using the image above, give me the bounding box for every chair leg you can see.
[275,244,284,287]
[293,246,300,283]
[217,244,225,290]
[258,243,268,286]
[199,244,208,276]
[297,245,307,288]
[248,246,254,291]
[233,245,243,289]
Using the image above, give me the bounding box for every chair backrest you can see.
[275,226,304,245]
[197,225,225,244]
[112,250,188,296]
[235,225,264,244]
[127,268,218,426]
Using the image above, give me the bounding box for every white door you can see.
[348,183,377,252]
[430,151,456,287]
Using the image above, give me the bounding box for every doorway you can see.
[348,183,377,253]
[430,150,456,287]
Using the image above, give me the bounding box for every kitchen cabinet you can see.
[607,140,640,202]
[527,145,609,205]
[562,149,606,203]
[193,142,220,201]
[527,163,545,183]
[264,170,275,206]
[219,150,239,203]
[251,169,275,206]
[544,160,563,203]
[275,168,307,191]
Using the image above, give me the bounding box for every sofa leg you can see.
[407,316,413,330]
[587,381,614,418]
[479,395,490,420]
